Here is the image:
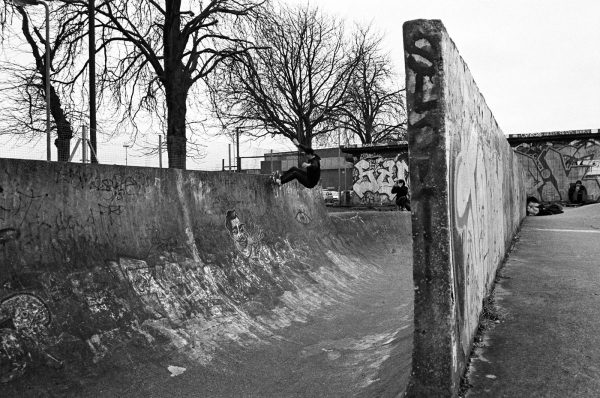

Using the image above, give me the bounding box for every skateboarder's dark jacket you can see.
[297,143,321,187]
[391,184,408,198]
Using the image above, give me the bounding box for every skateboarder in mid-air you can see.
[273,138,321,188]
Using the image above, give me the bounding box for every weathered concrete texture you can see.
[509,135,600,202]
[403,19,526,397]
[0,158,412,396]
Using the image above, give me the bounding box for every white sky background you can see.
[313,0,600,133]
[1,0,599,169]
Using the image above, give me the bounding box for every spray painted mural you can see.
[513,139,600,202]
[352,153,409,205]
[0,292,56,383]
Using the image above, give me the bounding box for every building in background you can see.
[342,142,409,206]
[260,142,409,206]
[260,147,354,191]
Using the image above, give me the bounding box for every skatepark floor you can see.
[2,211,413,398]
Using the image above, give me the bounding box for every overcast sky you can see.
[2,0,599,169]
[206,0,600,169]
[312,0,600,134]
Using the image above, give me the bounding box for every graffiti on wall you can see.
[0,228,20,245]
[0,187,50,265]
[0,292,54,383]
[225,209,265,259]
[513,139,600,201]
[55,169,147,222]
[352,154,409,204]
[295,210,312,225]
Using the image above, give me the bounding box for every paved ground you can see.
[75,248,413,398]
[467,203,600,397]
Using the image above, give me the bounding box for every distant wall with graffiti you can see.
[510,137,600,202]
[352,151,409,205]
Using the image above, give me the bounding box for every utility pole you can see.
[236,128,241,172]
[158,135,163,168]
[82,125,88,163]
[43,0,50,161]
[338,130,341,205]
[89,0,97,163]
[228,144,232,171]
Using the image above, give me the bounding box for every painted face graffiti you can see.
[225,210,250,255]
[295,210,312,225]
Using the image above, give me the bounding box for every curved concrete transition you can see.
[0,159,412,397]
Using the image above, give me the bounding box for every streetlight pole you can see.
[236,128,241,172]
[123,144,129,166]
[158,135,163,168]
[88,0,97,163]
[338,129,341,205]
[42,1,50,161]
[11,0,51,161]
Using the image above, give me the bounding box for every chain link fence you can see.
[0,132,295,172]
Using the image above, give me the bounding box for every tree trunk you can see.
[164,0,189,169]
[364,118,373,144]
[50,85,73,161]
[17,7,73,161]
[165,83,188,169]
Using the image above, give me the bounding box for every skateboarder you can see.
[273,138,321,188]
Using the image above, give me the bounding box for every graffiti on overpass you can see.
[352,154,409,204]
[513,139,600,201]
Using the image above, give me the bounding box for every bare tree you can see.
[340,26,406,145]
[0,2,88,161]
[207,3,359,147]
[84,0,263,169]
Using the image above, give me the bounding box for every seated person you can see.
[567,180,588,204]
[391,179,410,211]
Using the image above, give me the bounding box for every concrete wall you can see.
[508,132,600,202]
[403,20,526,397]
[0,159,328,374]
[0,158,411,391]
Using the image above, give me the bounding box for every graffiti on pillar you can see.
[513,139,600,201]
[352,153,409,204]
